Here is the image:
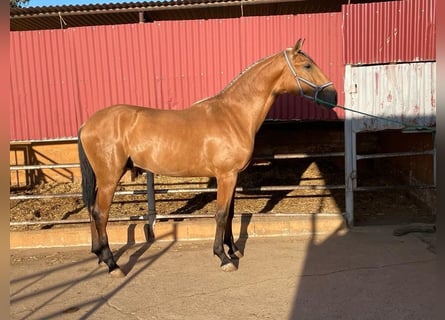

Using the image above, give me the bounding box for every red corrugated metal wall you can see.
[11,1,435,141]
[343,0,436,64]
[10,13,344,141]
[10,30,82,140]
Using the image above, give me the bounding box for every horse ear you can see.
[293,38,305,53]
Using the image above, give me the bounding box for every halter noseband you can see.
[283,50,333,103]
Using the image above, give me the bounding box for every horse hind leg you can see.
[91,181,126,278]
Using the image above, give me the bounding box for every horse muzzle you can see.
[315,86,337,109]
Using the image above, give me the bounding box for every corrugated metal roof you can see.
[343,0,436,64]
[344,62,436,131]
[10,0,390,31]
[10,14,344,141]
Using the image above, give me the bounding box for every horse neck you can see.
[218,53,284,135]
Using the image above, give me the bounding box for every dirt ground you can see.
[10,226,437,320]
[10,157,435,232]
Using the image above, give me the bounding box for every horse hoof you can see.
[221,262,237,272]
[109,268,126,278]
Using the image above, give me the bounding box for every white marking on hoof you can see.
[234,251,243,259]
[110,268,126,278]
[221,262,237,272]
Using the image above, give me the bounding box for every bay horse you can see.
[78,39,337,277]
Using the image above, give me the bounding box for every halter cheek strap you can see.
[283,50,333,103]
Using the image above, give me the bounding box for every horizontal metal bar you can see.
[356,150,434,160]
[159,185,346,194]
[10,152,344,171]
[10,163,80,170]
[10,137,78,144]
[10,212,343,227]
[354,184,435,191]
[10,193,82,200]
[10,184,345,200]
[11,182,435,200]
[10,215,212,226]
[252,152,344,160]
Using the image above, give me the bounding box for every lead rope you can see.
[283,51,434,132]
[315,97,435,132]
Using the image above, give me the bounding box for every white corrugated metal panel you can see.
[344,62,436,132]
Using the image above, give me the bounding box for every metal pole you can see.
[138,11,144,23]
[344,120,356,227]
[344,65,355,227]
[146,171,156,239]
[433,132,437,187]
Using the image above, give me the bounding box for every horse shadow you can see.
[169,177,217,215]
[113,223,167,275]
[167,120,345,217]
[161,155,345,271]
[160,121,346,268]
[167,156,344,217]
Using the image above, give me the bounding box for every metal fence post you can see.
[146,171,156,240]
[344,117,356,227]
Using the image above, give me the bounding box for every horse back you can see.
[80,104,254,177]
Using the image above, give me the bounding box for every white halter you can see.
[283,50,333,103]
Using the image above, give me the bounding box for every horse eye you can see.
[304,63,312,69]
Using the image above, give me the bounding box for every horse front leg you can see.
[224,195,243,259]
[91,186,125,278]
[214,173,238,272]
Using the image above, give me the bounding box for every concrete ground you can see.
[10,223,437,320]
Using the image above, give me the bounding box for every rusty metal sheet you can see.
[344,62,436,132]
[343,0,436,65]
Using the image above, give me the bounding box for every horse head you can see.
[281,38,338,109]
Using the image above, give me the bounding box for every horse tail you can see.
[78,128,97,210]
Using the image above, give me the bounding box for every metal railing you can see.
[10,140,436,227]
